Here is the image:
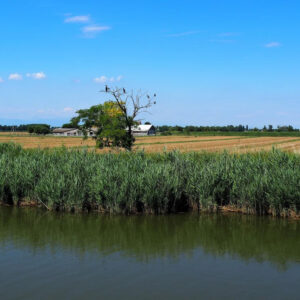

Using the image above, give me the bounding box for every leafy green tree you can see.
[70,101,127,148]
[67,87,156,150]
[27,124,50,135]
[102,86,156,150]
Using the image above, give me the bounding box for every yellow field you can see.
[0,133,300,153]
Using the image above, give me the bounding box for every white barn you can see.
[53,125,155,137]
[52,128,96,137]
[129,125,156,136]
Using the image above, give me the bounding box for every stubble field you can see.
[0,132,300,153]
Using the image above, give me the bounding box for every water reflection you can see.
[0,207,299,268]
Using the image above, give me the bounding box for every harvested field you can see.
[0,133,299,153]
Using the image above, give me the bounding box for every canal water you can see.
[0,207,299,299]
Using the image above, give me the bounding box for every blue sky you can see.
[1,0,300,127]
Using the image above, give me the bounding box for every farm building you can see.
[53,125,155,137]
[52,128,96,137]
[129,124,156,136]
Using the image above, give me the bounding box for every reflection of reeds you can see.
[0,208,299,267]
[0,143,299,217]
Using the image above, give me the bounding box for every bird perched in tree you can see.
[147,95,150,99]
[154,93,156,97]
[123,88,126,93]
[105,85,109,92]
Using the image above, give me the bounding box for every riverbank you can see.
[0,143,299,217]
[2,202,300,219]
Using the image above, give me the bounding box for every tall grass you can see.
[0,143,299,216]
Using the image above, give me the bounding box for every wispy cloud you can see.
[65,15,90,23]
[8,73,22,80]
[94,76,108,83]
[26,72,46,80]
[264,42,281,48]
[94,75,122,83]
[64,13,110,38]
[167,31,202,37]
[0,77,3,83]
[82,25,111,37]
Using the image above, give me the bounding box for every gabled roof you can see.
[52,128,78,133]
[131,125,154,132]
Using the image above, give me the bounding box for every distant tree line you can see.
[0,124,51,134]
[1,123,299,136]
[0,125,29,132]
[157,125,299,133]
[27,124,51,134]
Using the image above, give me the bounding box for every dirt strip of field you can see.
[136,137,299,153]
[0,135,300,153]
[0,135,246,149]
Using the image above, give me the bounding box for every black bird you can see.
[105,85,109,92]
[154,93,156,97]
[147,95,150,99]
[123,88,126,93]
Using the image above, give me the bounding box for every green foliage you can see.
[0,144,299,216]
[27,124,50,134]
[69,102,131,148]
[157,125,300,136]
[0,124,28,132]
[62,123,78,129]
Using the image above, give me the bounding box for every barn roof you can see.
[52,128,78,133]
[131,125,154,132]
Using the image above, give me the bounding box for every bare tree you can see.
[102,86,156,150]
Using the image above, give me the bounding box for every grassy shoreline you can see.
[0,143,299,217]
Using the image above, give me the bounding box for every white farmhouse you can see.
[52,128,96,137]
[129,125,156,136]
[53,125,155,137]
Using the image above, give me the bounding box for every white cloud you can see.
[0,77,3,83]
[82,25,111,33]
[63,107,74,112]
[82,25,111,38]
[8,73,22,80]
[64,13,110,38]
[265,42,281,48]
[65,15,90,23]
[94,75,123,83]
[94,76,108,83]
[26,72,46,80]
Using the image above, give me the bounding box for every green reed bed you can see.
[0,143,299,216]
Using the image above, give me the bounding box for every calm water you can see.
[0,207,300,299]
